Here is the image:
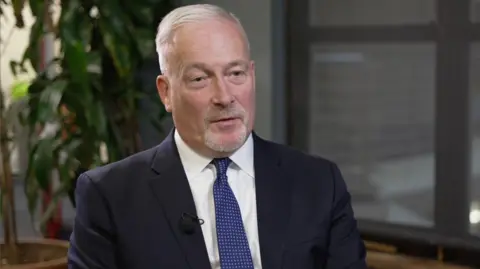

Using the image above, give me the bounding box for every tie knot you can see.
[213,158,231,179]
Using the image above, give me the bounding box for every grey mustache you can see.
[206,109,245,122]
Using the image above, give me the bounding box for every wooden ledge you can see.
[367,251,473,269]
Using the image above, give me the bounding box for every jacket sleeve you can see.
[324,163,368,269]
[68,173,118,269]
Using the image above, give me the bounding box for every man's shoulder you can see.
[261,138,336,169]
[263,140,343,198]
[81,145,160,186]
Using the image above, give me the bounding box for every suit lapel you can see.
[253,134,292,269]
[148,131,211,269]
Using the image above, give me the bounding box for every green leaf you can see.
[86,51,102,75]
[86,100,107,136]
[99,20,131,77]
[38,180,69,228]
[59,0,81,28]
[63,138,83,159]
[78,14,92,46]
[106,114,127,158]
[123,2,153,26]
[30,138,55,190]
[24,171,39,219]
[96,0,138,77]
[58,0,91,92]
[10,79,30,100]
[64,41,88,86]
[37,79,68,122]
[21,18,44,72]
[97,0,134,38]
[28,0,44,18]
[133,28,155,59]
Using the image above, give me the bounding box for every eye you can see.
[228,70,247,84]
[230,70,246,77]
[186,75,209,88]
[190,76,206,82]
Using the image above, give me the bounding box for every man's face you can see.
[156,18,256,157]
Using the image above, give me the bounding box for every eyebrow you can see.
[225,60,249,70]
[182,60,249,74]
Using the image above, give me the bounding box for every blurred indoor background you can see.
[1,0,479,268]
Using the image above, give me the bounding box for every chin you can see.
[204,126,248,153]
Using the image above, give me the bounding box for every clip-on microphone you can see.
[179,212,204,234]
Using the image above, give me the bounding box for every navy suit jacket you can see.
[68,131,367,269]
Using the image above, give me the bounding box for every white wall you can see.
[0,5,36,104]
[1,5,36,175]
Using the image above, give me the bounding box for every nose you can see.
[211,78,234,106]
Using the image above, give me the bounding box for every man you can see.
[68,4,367,269]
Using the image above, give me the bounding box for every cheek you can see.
[237,86,255,111]
[177,92,209,120]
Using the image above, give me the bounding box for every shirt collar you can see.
[229,132,254,177]
[174,129,254,178]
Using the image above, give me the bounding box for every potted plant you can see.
[0,0,173,267]
[1,86,70,269]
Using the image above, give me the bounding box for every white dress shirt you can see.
[174,130,262,269]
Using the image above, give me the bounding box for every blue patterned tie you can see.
[213,158,254,269]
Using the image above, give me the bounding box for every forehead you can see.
[171,19,249,68]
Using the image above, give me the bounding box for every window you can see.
[288,0,480,263]
[470,43,480,236]
[309,43,435,226]
[310,0,436,26]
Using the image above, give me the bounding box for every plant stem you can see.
[0,91,19,264]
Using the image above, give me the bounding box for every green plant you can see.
[4,0,173,237]
[0,90,20,263]
[1,0,26,263]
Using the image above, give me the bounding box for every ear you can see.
[249,60,256,83]
[156,75,172,112]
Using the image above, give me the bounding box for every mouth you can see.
[212,117,240,123]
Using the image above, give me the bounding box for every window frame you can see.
[286,0,480,250]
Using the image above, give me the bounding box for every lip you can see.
[212,117,239,123]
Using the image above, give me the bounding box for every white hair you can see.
[155,4,250,76]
